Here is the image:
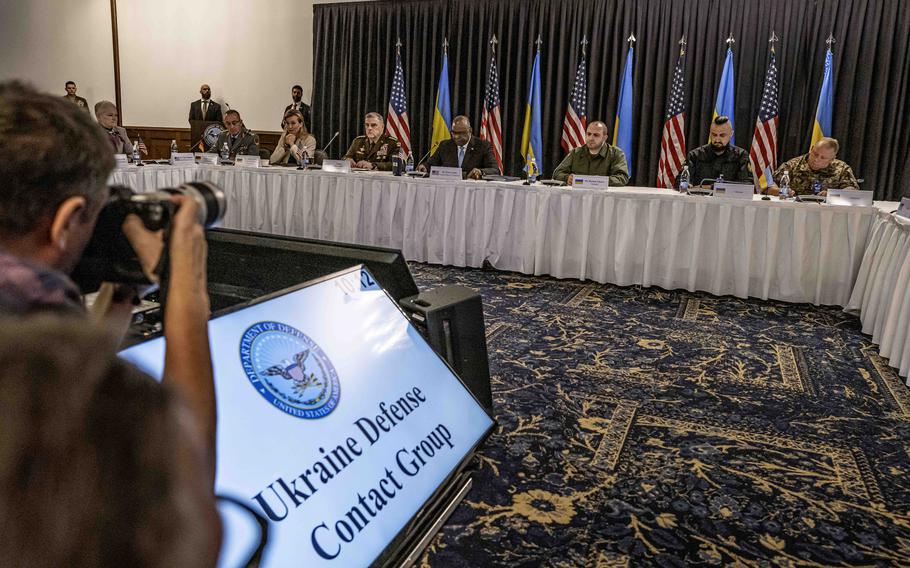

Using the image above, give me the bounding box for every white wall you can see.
[0,0,329,132]
[117,0,314,131]
[0,0,116,109]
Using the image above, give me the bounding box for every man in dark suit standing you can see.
[283,84,311,132]
[188,84,223,124]
[419,115,499,179]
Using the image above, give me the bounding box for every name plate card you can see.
[235,155,261,168]
[572,175,609,190]
[896,198,910,220]
[826,188,874,207]
[715,182,754,200]
[322,159,352,173]
[196,153,219,166]
[430,166,463,181]
[170,152,196,165]
[114,154,129,168]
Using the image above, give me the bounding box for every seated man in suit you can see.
[344,112,400,171]
[63,81,89,113]
[767,137,858,197]
[418,115,499,179]
[553,120,629,187]
[207,109,259,159]
[188,84,223,124]
[94,100,146,159]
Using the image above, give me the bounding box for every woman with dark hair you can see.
[0,317,221,567]
[270,109,316,166]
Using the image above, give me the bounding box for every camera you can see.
[71,181,226,292]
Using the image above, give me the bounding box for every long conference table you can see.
[110,164,910,382]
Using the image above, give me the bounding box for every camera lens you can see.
[172,181,226,228]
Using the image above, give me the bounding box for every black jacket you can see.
[684,143,752,186]
[425,137,500,177]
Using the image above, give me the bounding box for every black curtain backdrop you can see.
[313,0,910,200]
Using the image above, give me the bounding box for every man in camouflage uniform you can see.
[684,116,752,187]
[769,137,858,197]
[552,121,630,187]
[344,112,400,171]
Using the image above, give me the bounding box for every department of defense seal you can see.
[239,322,340,419]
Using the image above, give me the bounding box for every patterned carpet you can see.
[410,263,910,568]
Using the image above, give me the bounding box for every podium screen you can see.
[119,266,494,567]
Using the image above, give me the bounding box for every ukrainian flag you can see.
[520,49,543,176]
[613,44,634,176]
[430,47,452,156]
[712,47,736,144]
[810,48,833,149]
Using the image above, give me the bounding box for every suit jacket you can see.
[208,129,260,159]
[283,101,311,131]
[188,99,223,123]
[102,125,135,157]
[426,137,499,177]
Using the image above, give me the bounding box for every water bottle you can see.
[716,173,724,185]
[220,142,230,162]
[298,149,309,170]
[132,140,142,165]
[528,158,538,184]
[405,153,415,173]
[779,170,791,200]
[169,139,178,164]
[678,166,690,193]
[812,178,822,195]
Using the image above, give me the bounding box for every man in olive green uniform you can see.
[552,121,629,186]
[344,112,401,171]
[769,137,858,197]
[684,116,751,187]
[207,110,259,159]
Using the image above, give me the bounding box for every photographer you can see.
[0,82,219,564]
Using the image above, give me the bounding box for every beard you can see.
[711,142,726,152]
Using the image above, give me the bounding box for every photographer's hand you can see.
[162,195,216,484]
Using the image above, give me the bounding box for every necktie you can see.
[202,101,208,117]
[458,146,465,167]
[109,130,120,150]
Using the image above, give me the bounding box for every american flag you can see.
[561,50,587,152]
[479,44,503,173]
[657,45,687,188]
[386,49,412,157]
[749,47,779,190]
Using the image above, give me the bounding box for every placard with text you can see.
[119,266,494,567]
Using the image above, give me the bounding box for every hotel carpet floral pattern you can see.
[410,264,910,568]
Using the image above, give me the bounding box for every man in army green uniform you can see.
[344,112,401,171]
[769,137,858,197]
[208,109,259,159]
[552,121,629,187]
[684,116,751,187]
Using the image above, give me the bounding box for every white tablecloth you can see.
[846,206,910,381]
[110,165,877,306]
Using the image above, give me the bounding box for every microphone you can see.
[415,148,433,166]
[321,131,340,154]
